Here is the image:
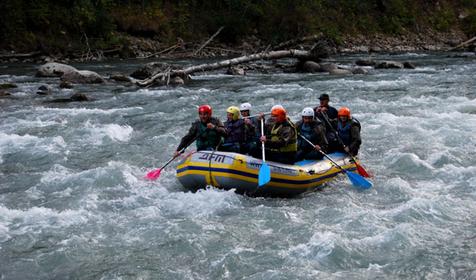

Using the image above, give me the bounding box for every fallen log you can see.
[448,36,476,51]
[137,49,316,87]
[0,51,42,59]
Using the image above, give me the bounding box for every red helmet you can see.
[198,104,212,116]
[338,107,351,118]
[271,106,287,123]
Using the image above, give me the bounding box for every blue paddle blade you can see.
[345,170,373,189]
[258,163,271,187]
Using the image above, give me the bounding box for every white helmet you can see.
[271,104,284,111]
[301,107,315,117]
[240,102,252,111]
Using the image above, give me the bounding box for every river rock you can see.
[70,93,89,101]
[0,83,17,89]
[375,61,404,69]
[309,39,335,59]
[226,67,245,75]
[109,74,133,83]
[36,62,77,77]
[61,70,104,84]
[403,62,416,69]
[351,67,369,75]
[131,62,170,79]
[356,59,376,66]
[36,85,52,95]
[319,63,338,73]
[0,90,11,97]
[59,81,74,89]
[329,68,352,75]
[48,93,89,103]
[170,76,185,85]
[302,61,321,73]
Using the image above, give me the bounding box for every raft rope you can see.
[207,138,224,187]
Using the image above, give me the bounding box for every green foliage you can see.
[0,0,472,52]
[462,9,476,36]
[429,1,456,32]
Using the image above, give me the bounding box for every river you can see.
[0,53,475,279]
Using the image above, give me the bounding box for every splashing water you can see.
[0,53,475,279]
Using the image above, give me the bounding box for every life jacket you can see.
[299,123,313,145]
[251,116,261,139]
[269,120,297,152]
[297,122,317,149]
[224,119,245,144]
[196,121,220,150]
[337,118,360,147]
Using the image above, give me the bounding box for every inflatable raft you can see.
[176,150,359,197]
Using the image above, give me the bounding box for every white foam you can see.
[0,206,88,243]
[0,132,66,164]
[39,164,74,185]
[83,121,133,144]
[319,78,409,90]
[285,231,336,261]
[10,117,67,129]
[253,83,312,95]
[159,188,241,218]
[31,106,143,116]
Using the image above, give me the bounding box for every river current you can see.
[0,53,475,279]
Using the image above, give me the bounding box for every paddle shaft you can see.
[298,134,346,173]
[160,149,184,169]
[243,112,271,119]
[161,134,200,170]
[260,118,266,162]
[299,134,372,188]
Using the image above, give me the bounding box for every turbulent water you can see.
[0,53,475,279]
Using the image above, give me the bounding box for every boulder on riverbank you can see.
[47,93,90,103]
[61,70,105,84]
[36,62,77,77]
[36,62,104,84]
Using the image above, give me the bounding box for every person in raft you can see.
[220,106,255,153]
[239,102,260,155]
[333,107,361,156]
[259,106,297,164]
[295,107,328,161]
[314,93,339,152]
[174,104,226,156]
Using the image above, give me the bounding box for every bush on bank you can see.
[0,0,475,54]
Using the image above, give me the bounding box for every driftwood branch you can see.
[142,44,179,59]
[137,49,315,87]
[194,26,225,55]
[0,51,42,59]
[448,36,476,51]
[204,46,242,54]
[271,34,324,50]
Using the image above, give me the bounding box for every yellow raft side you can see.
[176,151,359,195]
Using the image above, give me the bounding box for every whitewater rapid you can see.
[0,53,475,279]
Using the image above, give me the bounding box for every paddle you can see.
[321,112,371,178]
[243,112,271,119]
[258,118,271,187]
[145,148,185,180]
[145,134,199,180]
[299,134,372,189]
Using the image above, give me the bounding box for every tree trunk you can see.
[137,49,316,87]
[448,36,476,51]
